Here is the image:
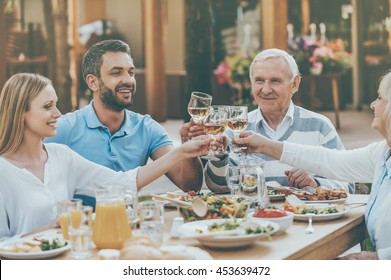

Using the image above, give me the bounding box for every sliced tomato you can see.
[187,190,197,196]
[283,205,294,213]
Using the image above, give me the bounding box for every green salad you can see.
[39,238,68,251]
[201,220,274,235]
[179,193,249,222]
[300,206,341,215]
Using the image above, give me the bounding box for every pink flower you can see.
[303,39,318,50]
[213,62,231,85]
[312,62,323,69]
[313,46,334,58]
[241,52,249,59]
[213,62,229,75]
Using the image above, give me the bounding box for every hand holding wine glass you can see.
[180,119,207,143]
[227,106,248,153]
[202,106,229,160]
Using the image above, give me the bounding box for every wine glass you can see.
[202,105,229,161]
[187,92,213,124]
[227,106,248,153]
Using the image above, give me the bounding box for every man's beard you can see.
[98,84,133,112]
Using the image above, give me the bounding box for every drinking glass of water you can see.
[125,189,138,231]
[138,201,164,246]
[226,165,240,195]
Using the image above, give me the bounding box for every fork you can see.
[305,214,315,234]
[301,186,317,194]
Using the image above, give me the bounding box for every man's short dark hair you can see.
[81,39,131,81]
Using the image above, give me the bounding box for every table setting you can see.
[0,99,369,260]
[0,188,368,260]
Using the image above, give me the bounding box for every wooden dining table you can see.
[53,194,369,260]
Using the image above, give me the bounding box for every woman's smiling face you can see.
[370,72,391,139]
[24,84,61,139]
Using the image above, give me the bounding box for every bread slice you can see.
[15,242,32,252]
[24,240,41,247]
[28,245,42,252]
[285,194,305,214]
[0,244,15,252]
[167,192,183,199]
[335,204,346,212]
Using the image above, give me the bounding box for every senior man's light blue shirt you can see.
[44,101,173,171]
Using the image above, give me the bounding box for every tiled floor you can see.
[321,108,382,149]
[140,108,382,195]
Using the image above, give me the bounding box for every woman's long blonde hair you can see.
[0,73,52,155]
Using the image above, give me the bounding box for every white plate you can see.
[177,218,279,249]
[293,204,350,222]
[247,211,294,235]
[0,238,70,260]
[270,183,348,204]
[302,198,347,204]
[266,183,290,201]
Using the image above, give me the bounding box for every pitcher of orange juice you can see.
[92,184,132,249]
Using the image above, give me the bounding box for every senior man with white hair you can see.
[204,48,354,194]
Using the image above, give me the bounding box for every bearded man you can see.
[45,40,204,196]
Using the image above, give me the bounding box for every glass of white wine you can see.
[227,106,248,153]
[187,92,213,124]
[202,105,229,161]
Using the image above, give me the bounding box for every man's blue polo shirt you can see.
[44,101,173,171]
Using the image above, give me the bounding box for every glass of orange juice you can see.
[57,199,82,240]
[82,205,93,229]
[68,205,93,259]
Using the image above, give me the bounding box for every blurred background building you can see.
[1,0,391,122]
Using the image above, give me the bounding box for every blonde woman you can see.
[0,73,210,242]
[234,70,391,260]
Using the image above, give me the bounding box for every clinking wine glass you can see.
[227,106,248,154]
[187,92,213,124]
[202,105,229,161]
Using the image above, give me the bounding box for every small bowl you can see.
[247,211,294,235]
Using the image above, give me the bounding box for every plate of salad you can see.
[0,235,70,259]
